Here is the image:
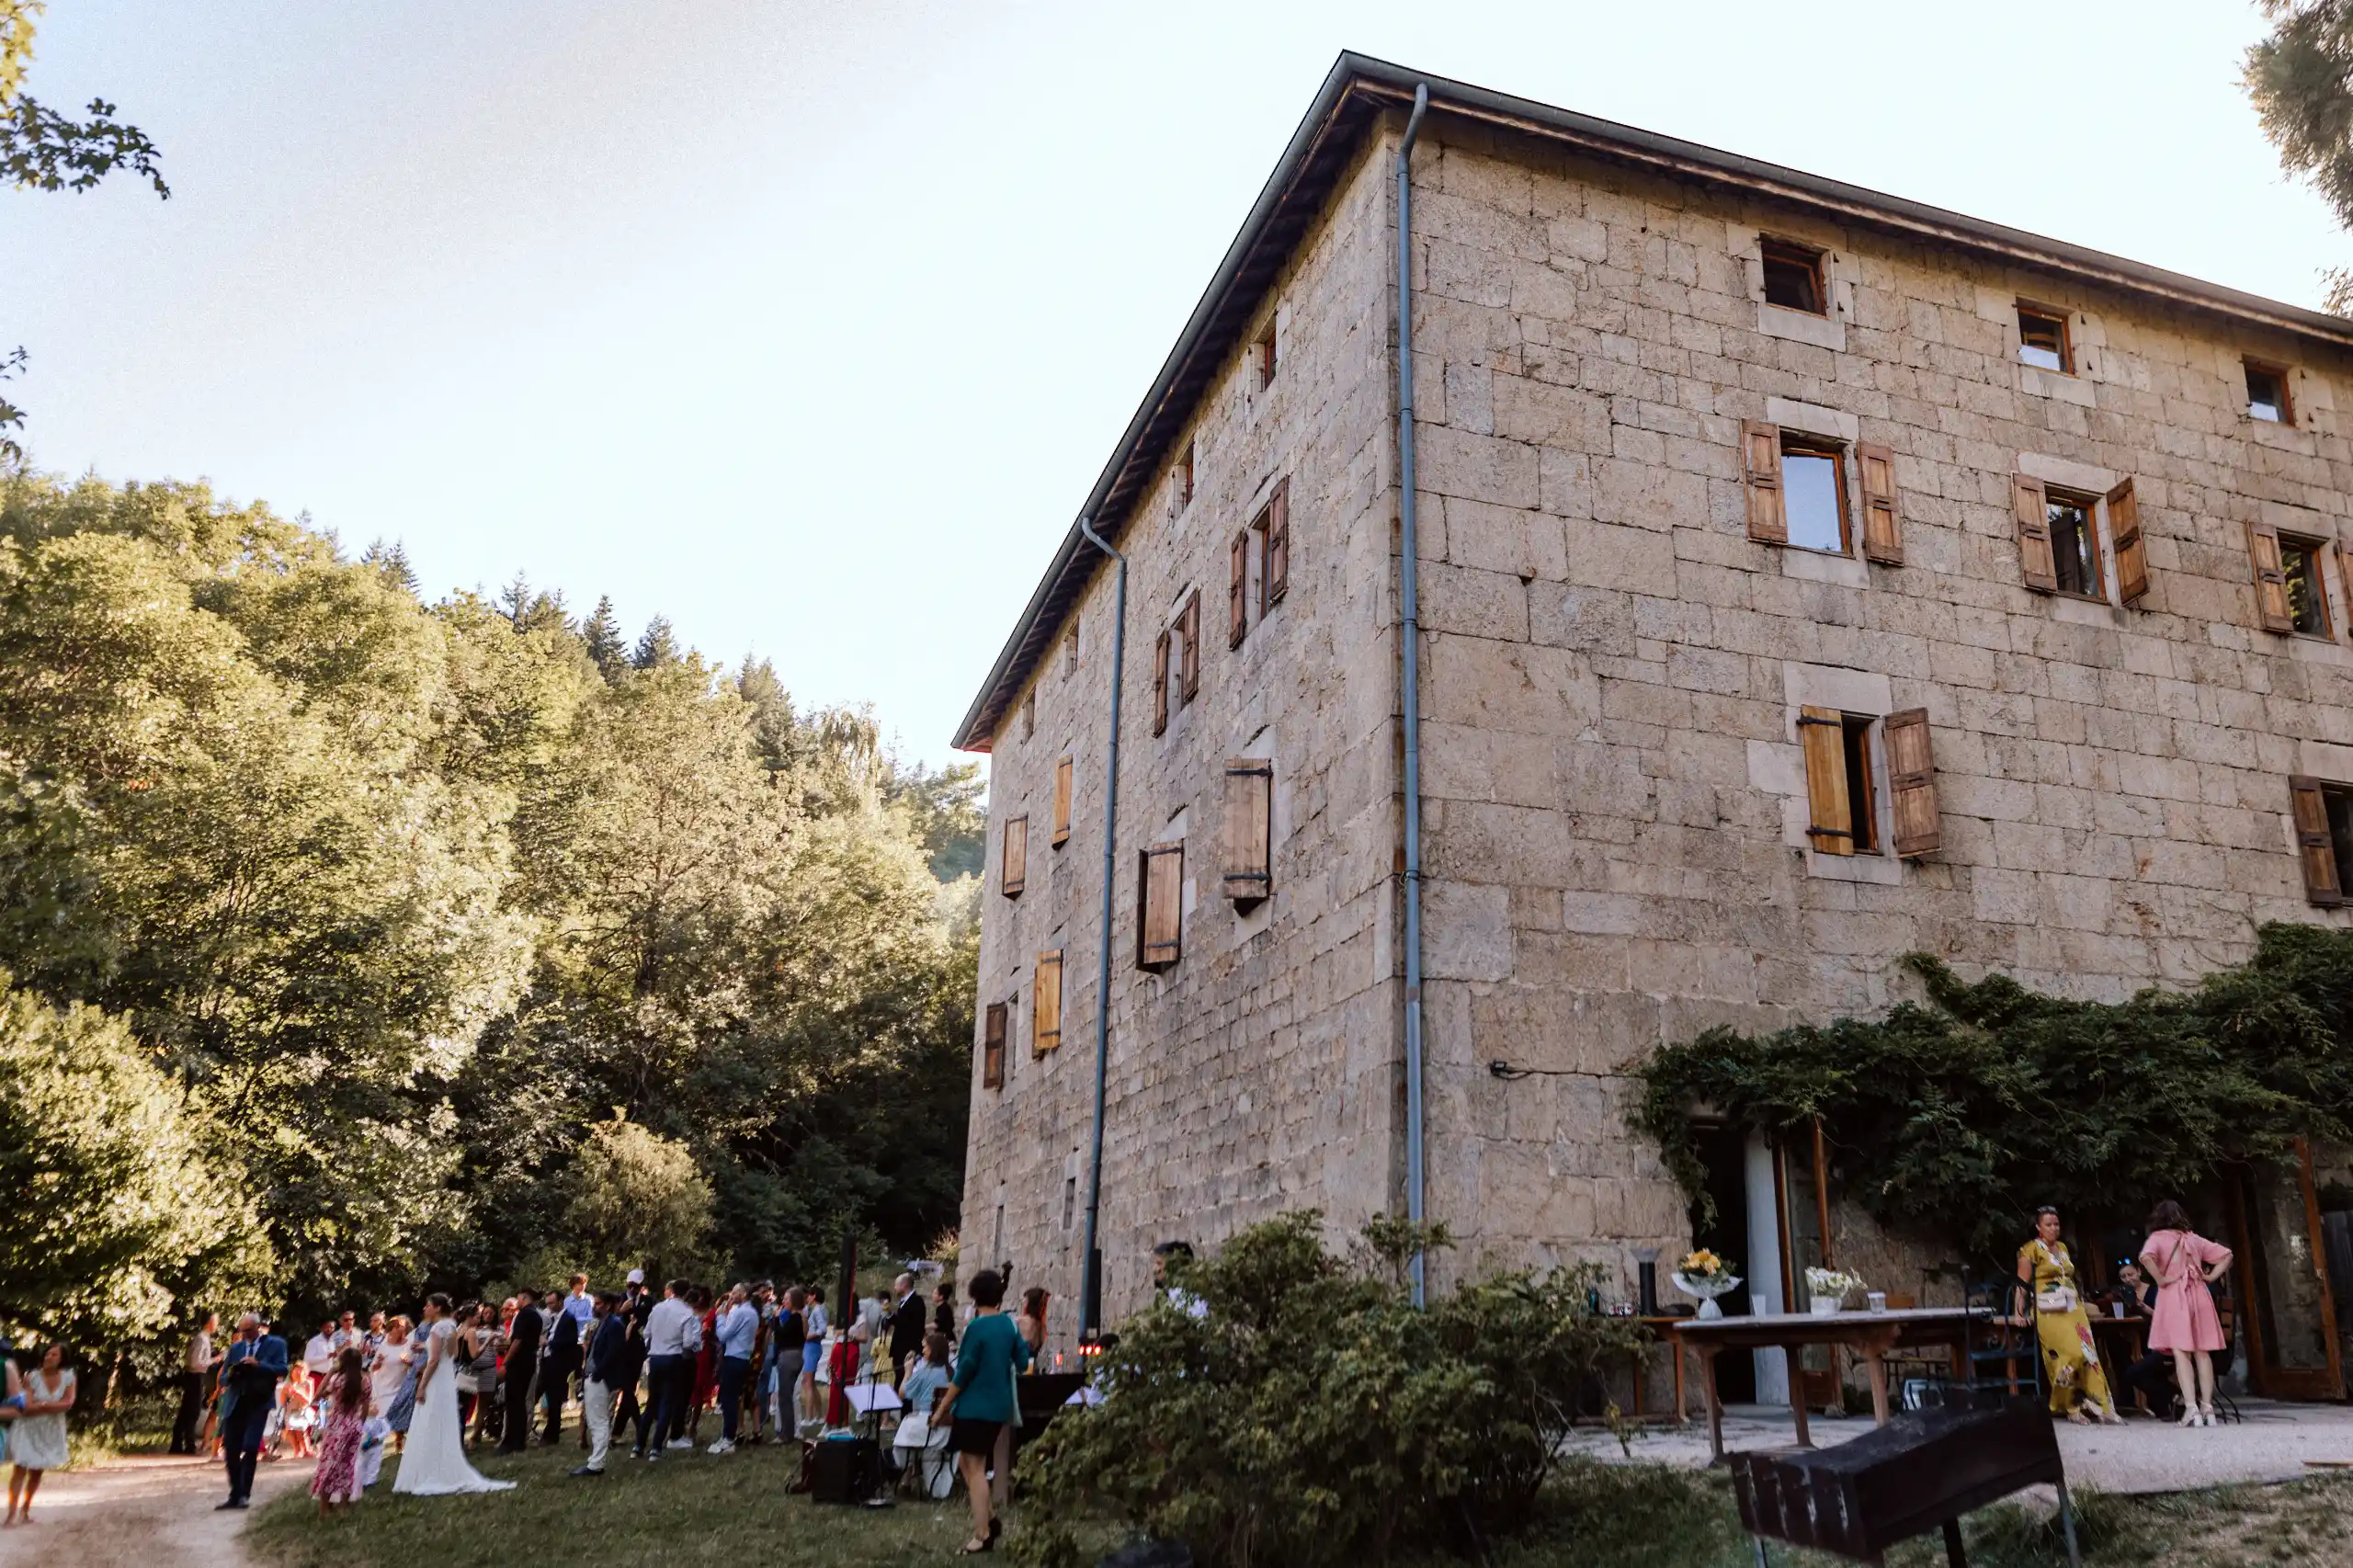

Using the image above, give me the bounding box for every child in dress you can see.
[279,1364,318,1459]
[311,1346,370,1514]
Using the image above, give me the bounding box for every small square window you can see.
[1760,239,1825,315]
[2018,306,2071,373]
[1781,440,1848,554]
[2282,535,2332,637]
[2046,491,2103,598]
[2247,361,2292,425]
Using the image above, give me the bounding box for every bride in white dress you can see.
[392,1295,515,1496]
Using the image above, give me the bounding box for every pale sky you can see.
[4,1,2340,767]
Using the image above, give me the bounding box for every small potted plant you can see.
[1804,1267,1867,1315]
[1672,1249,1742,1319]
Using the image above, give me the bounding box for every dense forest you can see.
[0,470,982,1362]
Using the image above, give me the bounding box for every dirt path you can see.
[0,1453,310,1568]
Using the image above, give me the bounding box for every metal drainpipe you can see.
[1396,83,1430,1308]
[1075,515,1126,1337]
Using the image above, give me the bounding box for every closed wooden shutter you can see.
[1032,950,1063,1054]
[1798,706,1852,856]
[2290,777,2343,906]
[1152,628,1170,736]
[1265,478,1290,608]
[2248,521,2296,633]
[1858,442,1901,564]
[2011,473,2056,593]
[1222,756,1274,903]
[982,1002,1006,1089]
[1177,590,1201,702]
[1742,420,1785,543]
[1229,528,1250,648]
[1136,841,1185,970]
[1883,708,1940,858]
[1051,756,1074,846]
[2341,540,2353,641]
[2107,479,2148,605]
[1001,814,1027,897]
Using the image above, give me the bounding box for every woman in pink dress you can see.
[2139,1199,2234,1427]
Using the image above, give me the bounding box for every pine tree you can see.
[498,571,535,630]
[631,615,678,671]
[360,538,420,597]
[582,596,628,683]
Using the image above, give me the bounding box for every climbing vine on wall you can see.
[1631,923,2353,1255]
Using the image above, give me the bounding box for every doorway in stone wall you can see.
[1689,1121,1757,1403]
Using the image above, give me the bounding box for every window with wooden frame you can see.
[1136,840,1184,970]
[981,1001,1006,1089]
[1062,628,1079,678]
[1759,237,1825,314]
[1740,423,1894,561]
[1178,440,1196,508]
[1051,755,1074,846]
[1780,437,1848,554]
[1176,590,1201,703]
[2289,777,2353,906]
[1020,690,1036,741]
[2009,474,2103,599]
[2017,305,2071,373]
[1152,627,1170,736]
[2248,523,2332,637]
[1031,949,1063,1055]
[1799,708,1879,857]
[1256,478,1290,609]
[2246,361,2293,426]
[1228,528,1251,649]
[1000,813,1027,898]
[1221,756,1273,905]
[1256,323,1278,387]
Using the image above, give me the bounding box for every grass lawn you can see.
[244,1439,2353,1568]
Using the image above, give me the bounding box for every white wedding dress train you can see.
[392,1320,515,1496]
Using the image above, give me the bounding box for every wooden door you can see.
[2225,1143,2345,1400]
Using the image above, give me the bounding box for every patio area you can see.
[1572,1399,2353,1494]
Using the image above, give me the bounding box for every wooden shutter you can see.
[2107,479,2148,605]
[1000,814,1027,897]
[982,1002,1006,1089]
[1152,628,1170,736]
[2011,473,2056,593]
[1264,478,1290,608]
[1136,841,1185,970]
[1742,420,1785,543]
[1798,706,1852,856]
[1222,757,1274,903]
[1229,528,1250,648]
[1177,590,1201,702]
[1883,708,1940,858]
[1032,950,1063,1054]
[2248,521,2296,633]
[2290,777,2343,906]
[1051,756,1074,847]
[1858,442,1901,564]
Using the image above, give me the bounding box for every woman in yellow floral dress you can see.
[2017,1207,2121,1424]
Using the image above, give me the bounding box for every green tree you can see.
[2247,2,2353,311]
[540,1115,716,1285]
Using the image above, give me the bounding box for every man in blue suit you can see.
[216,1313,288,1510]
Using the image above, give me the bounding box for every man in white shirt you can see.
[302,1319,337,1380]
[708,1284,760,1453]
[637,1279,703,1461]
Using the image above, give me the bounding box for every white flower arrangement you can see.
[1803,1267,1868,1311]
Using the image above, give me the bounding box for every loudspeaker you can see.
[807,1436,880,1504]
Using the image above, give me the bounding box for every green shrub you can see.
[1010,1212,1647,1568]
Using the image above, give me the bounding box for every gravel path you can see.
[0,1453,310,1568]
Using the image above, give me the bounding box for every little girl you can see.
[311,1346,370,1514]
[279,1363,318,1459]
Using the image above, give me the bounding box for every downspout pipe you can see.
[1076,515,1126,1337]
[1396,83,1430,1308]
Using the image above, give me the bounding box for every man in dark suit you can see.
[886,1272,926,1385]
[215,1314,287,1511]
[499,1289,545,1453]
[540,1287,582,1443]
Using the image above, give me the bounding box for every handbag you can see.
[2032,1242,2078,1313]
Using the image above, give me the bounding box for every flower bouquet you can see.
[1671,1249,1742,1319]
[1804,1267,1868,1315]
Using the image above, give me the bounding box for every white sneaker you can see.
[708,1439,734,1454]
[667,1437,694,1449]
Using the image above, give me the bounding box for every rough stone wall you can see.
[959,138,1404,1357]
[1399,117,2353,1297]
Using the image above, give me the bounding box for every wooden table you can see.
[1669,1307,1985,1462]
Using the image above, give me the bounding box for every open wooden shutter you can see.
[1798,706,1852,856]
[2107,479,2148,605]
[1136,841,1185,970]
[1032,950,1063,1054]
[1742,420,1785,543]
[1051,756,1074,846]
[1264,478,1290,608]
[2341,540,2353,642]
[1229,529,1250,648]
[1883,708,1940,858]
[2248,521,2296,633]
[1151,628,1170,736]
[2290,777,2343,905]
[2011,473,2056,593]
[1177,591,1201,701]
[1858,442,1901,564]
[1222,757,1274,903]
[982,1002,1006,1089]
[1000,814,1027,897]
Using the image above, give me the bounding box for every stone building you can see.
[951,55,2353,1399]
